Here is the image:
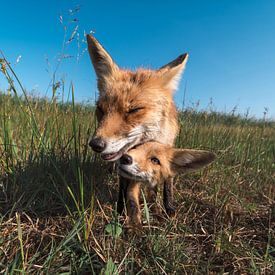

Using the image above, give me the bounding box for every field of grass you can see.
[0,66,274,273]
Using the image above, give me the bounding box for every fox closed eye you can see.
[127,107,144,115]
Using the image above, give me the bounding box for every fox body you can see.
[86,35,188,220]
[118,142,216,228]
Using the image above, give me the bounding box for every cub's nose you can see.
[89,137,106,153]
[120,154,133,165]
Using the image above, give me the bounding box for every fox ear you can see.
[170,148,215,174]
[157,53,188,91]
[87,35,119,82]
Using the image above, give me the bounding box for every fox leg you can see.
[163,177,176,217]
[117,176,129,215]
[126,181,142,228]
[147,186,161,217]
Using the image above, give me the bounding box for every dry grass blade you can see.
[0,65,274,273]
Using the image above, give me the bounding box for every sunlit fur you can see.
[87,35,188,160]
[118,142,216,188]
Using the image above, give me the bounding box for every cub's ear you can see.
[157,53,188,92]
[86,35,119,82]
[170,148,215,174]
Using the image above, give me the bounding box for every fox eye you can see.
[150,157,160,165]
[127,107,144,114]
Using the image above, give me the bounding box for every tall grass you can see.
[0,59,274,273]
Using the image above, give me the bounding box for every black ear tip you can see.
[207,152,216,163]
[86,34,92,44]
[86,34,98,44]
[172,53,189,67]
[179,53,189,62]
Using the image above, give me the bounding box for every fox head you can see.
[87,35,188,161]
[118,142,215,187]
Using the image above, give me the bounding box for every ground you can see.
[0,92,274,274]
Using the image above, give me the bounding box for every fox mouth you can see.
[101,139,142,161]
[101,151,123,161]
[118,166,143,181]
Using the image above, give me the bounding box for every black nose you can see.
[89,137,106,153]
[120,154,133,165]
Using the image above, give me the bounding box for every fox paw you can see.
[125,220,143,236]
[165,207,176,217]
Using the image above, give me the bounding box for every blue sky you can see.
[1,0,275,118]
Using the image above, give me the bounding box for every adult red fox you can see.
[86,35,188,221]
[118,142,216,228]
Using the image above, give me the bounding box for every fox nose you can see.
[120,154,133,165]
[89,137,106,153]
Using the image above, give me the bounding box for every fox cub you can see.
[118,141,215,229]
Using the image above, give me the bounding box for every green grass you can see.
[0,64,274,273]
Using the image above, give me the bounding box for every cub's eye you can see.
[127,107,144,114]
[150,157,160,165]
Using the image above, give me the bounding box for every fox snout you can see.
[120,154,133,165]
[89,136,106,153]
[89,135,128,161]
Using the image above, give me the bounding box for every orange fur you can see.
[86,35,189,230]
[87,35,188,160]
[119,142,216,184]
[118,142,216,227]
